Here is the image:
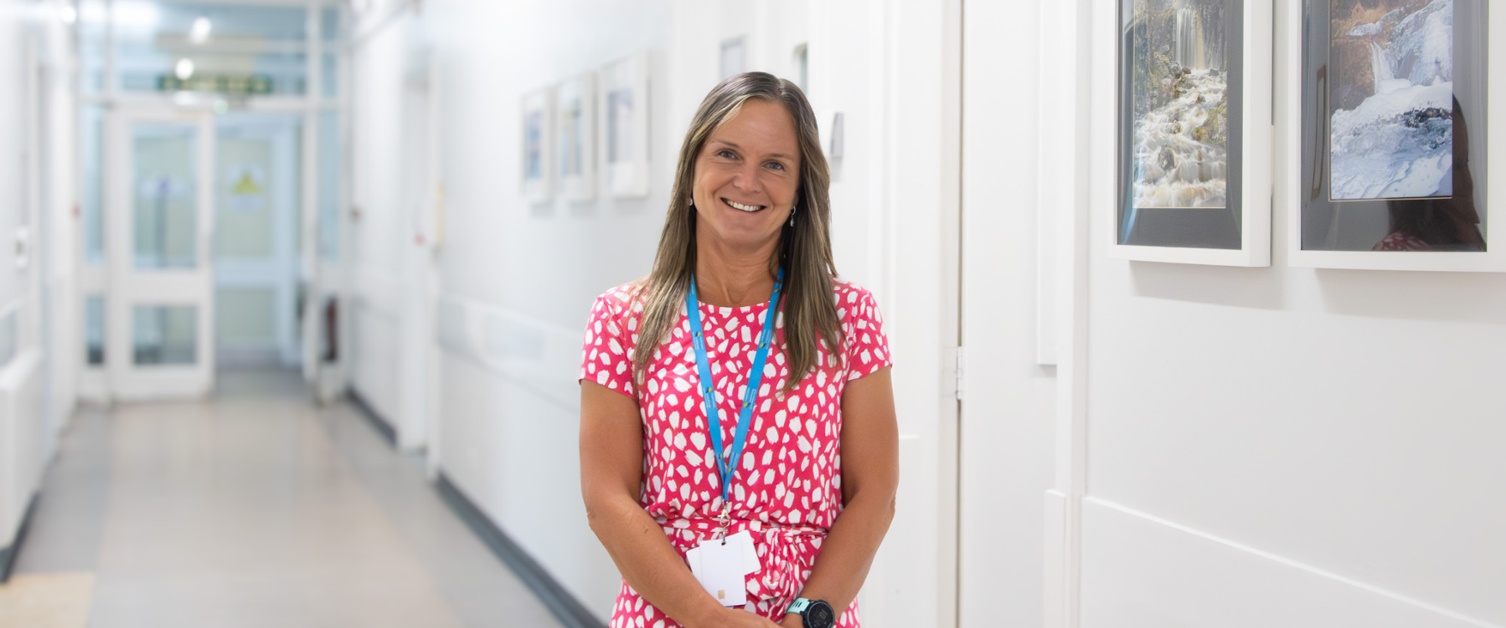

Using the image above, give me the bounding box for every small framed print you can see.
[556,72,596,202]
[1110,0,1274,267]
[721,37,746,80]
[521,87,554,203]
[600,51,651,199]
[1291,0,1504,272]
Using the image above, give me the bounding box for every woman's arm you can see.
[579,381,781,628]
[780,367,899,626]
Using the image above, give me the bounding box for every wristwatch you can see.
[786,597,835,628]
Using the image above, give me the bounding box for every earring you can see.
[788,205,798,227]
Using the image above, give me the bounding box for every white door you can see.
[105,110,216,400]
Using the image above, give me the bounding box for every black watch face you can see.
[804,600,836,628]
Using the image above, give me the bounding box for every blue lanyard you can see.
[686,268,784,506]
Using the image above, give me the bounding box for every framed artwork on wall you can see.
[1290,0,1504,271]
[600,52,650,199]
[521,86,554,203]
[1111,0,1274,266]
[556,73,596,202]
[721,37,746,80]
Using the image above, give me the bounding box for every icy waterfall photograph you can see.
[1329,0,1454,201]
[1129,0,1230,210]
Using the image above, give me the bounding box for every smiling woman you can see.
[578,73,898,628]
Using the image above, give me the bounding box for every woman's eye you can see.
[766,161,786,171]
[717,149,737,159]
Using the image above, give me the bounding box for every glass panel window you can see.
[318,110,341,261]
[85,295,105,366]
[132,305,197,366]
[322,53,339,99]
[0,310,17,370]
[132,123,199,269]
[82,105,105,265]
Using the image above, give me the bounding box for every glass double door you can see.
[104,110,216,399]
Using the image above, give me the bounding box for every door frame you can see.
[102,107,217,401]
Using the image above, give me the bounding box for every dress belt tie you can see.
[656,516,828,603]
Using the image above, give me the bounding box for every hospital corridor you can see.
[0,1,1502,627]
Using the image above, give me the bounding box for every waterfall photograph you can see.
[1329,0,1454,201]
[1128,0,1230,210]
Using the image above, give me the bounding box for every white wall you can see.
[348,0,677,616]
[1,0,78,554]
[1070,2,1506,627]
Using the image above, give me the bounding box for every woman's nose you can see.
[731,162,761,192]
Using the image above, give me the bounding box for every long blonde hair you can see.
[634,72,842,391]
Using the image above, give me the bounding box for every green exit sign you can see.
[158,73,274,96]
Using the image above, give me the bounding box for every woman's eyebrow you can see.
[709,140,794,161]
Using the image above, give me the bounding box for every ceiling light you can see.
[111,1,161,31]
[175,58,195,81]
[57,4,77,24]
[190,17,212,43]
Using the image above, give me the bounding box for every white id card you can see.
[686,530,760,607]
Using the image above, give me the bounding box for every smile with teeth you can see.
[724,198,766,213]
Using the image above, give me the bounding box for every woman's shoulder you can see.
[829,277,879,310]
[592,280,646,310]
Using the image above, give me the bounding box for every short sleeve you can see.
[579,294,638,399]
[842,288,893,382]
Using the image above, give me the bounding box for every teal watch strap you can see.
[786,597,813,614]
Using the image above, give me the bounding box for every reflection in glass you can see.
[1301,0,1488,252]
[86,295,105,366]
[133,305,197,366]
[132,124,198,269]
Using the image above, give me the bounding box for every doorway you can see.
[86,107,308,402]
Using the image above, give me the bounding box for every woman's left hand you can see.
[778,615,803,628]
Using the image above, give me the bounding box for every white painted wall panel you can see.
[958,0,1061,625]
[1081,498,1499,628]
[1081,2,1506,624]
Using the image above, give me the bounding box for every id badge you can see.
[685,530,760,607]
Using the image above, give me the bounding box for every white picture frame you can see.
[1104,0,1274,267]
[521,86,554,204]
[556,73,596,202]
[721,37,746,80]
[1286,0,1504,272]
[600,51,651,199]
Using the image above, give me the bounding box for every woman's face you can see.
[691,98,801,255]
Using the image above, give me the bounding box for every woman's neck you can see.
[694,241,779,308]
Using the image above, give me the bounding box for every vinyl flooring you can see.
[0,369,562,628]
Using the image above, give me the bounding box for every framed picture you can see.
[1290,0,1503,271]
[521,87,553,203]
[556,73,596,202]
[1110,0,1273,266]
[721,37,746,80]
[600,52,651,198]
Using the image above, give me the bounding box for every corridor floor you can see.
[0,369,563,628]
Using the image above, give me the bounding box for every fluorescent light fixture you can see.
[111,1,161,31]
[190,17,211,43]
[175,58,195,80]
[57,4,78,24]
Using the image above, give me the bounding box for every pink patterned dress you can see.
[580,278,892,627]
